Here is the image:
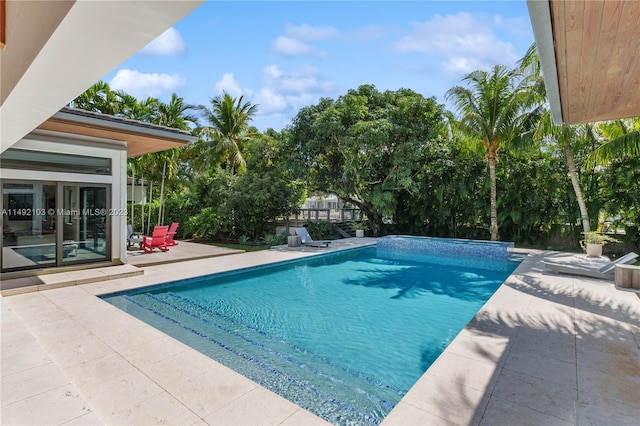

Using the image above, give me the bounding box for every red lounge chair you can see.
[166,222,179,246]
[142,225,169,253]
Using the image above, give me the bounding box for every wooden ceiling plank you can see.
[609,1,640,119]
[592,1,623,118]
[578,1,603,124]
[564,0,582,31]
[560,1,585,123]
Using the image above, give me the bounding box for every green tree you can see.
[70,81,121,114]
[446,65,528,240]
[589,118,640,166]
[195,93,258,174]
[225,132,306,239]
[518,44,593,234]
[287,85,444,236]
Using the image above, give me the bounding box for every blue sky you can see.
[102,1,535,131]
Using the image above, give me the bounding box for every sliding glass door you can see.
[1,181,110,272]
[2,183,57,270]
[61,185,108,264]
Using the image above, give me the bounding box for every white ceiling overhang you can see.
[0,0,203,153]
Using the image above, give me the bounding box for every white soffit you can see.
[527,0,563,125]
[0,0,203,153]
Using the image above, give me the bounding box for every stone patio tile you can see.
[0,314,36,350]
[104,391,200,425]
[97,322,168,352]
[521,307,576,335]
[83,279,130,295]
[0,384,93,426]
[70,303,141,334]
[445,329,512,367]
[510,326,577,362]
[480,394,574,426]
[1,361,70,407]
[26,315,92,346]
[576,337,639,375]
[5,292,62,320]
[576,389,640,426]
[140,348,218,390]
[425,351,501,394]
[401,374,489,425]
[503,348,577,388]
[46,332,116,369]
[576,361,640,407]
[574,315,636,345]
[0,339,52,377]
[60,410,104,425]
[80,369,164,420]
[203,386,301,425]
[491,368,576,423]
[64,352,137,391]
[37,272,78,286]
[41,285,96,307]
[465,310,521,338]
[170,365,258,418]
[120,335,191,368]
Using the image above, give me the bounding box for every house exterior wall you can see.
[0,133,128,271]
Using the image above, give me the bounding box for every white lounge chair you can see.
[543,252,639,279]
[294,227,331,248]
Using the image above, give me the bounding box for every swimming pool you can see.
[102,239,521,425]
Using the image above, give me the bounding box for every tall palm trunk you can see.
[488,158,499,241]
[563,141,590,233]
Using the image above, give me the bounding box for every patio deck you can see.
[1,240,638,425]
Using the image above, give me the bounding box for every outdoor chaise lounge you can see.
[127,224,143,249]
[166,222,179,246]
[543,252,639,279]
[295,227,331,248]
[142,225,170,253]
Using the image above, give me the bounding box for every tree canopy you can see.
[287,84,444,236]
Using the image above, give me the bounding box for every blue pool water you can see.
[102,241,521,425]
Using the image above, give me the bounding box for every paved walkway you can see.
[1,241,638,425]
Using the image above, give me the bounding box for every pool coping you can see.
[2,238,639,425]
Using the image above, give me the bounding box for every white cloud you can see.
[350,25,389,42]
[109,69,185,98]
[254,88,288,115]
[284,23,340,41]
[272,36,315,56]
[214,73,245,97]
[493,15,534,38]
[262,64,334,95]
[139,27,186,56]
[393,12,519,75]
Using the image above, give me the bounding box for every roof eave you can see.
[526,0,564,125]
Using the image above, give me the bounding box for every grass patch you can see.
[207,242,270,252]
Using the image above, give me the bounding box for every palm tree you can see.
[446,65,526,240]
[155,93,199,131]
[588,118,640,166]
[70,81,121,114]
[518,44,592,234]
[196,93,258,174]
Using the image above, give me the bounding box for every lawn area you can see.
[207,242,271,252]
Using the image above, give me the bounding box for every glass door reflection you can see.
[62,185,108,263]
[2,183,57,270]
